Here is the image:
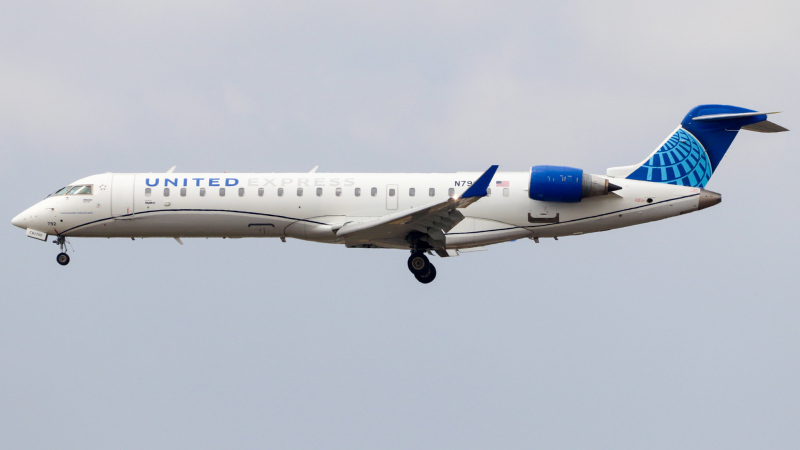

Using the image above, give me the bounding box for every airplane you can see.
[11,104,787,283]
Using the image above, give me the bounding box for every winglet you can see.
[461,165,499,198]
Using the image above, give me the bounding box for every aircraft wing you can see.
[336,166,498,250]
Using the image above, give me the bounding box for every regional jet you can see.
[12,105,787,283]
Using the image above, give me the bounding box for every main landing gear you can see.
[54,236,70,266]
[408,252,436,284]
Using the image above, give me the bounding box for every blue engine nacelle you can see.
[529,165,621,203]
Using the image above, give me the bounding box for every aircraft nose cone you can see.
[11,212,26,229]
[698,189,722,211]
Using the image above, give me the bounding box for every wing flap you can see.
[337,197,459,239]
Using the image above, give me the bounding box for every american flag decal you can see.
[495,180,509,187]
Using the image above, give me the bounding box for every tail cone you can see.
[698,190,721,210]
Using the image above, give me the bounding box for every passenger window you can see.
[238,188,245,197]
[355,188,361,197]
[200,188,206,197]
[486,188,491,197]
[316,187,323,196]
[278,188,284,197]
[163,188,170,197]
[371,187,377,197]
[180,188,186,197]
[219,188,226,197]
[503,188,509,197]
[336,187,342,197]
[389,188,396,197]
[429,188,435,197]
[409,188,415,197]
[297,187,303,196]
[258,188,264,197]
[448,188,455,197]
[145,188,151,197]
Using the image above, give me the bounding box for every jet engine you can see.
[529,165,621,203]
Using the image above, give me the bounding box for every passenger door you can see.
[111,174,136,218]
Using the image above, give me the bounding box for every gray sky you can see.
[2,1,799,448]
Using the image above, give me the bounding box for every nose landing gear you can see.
[408,252,437,284]
[57,252,70,266]
[54,236,71,266]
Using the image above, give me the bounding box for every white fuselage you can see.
[13,171,706,249]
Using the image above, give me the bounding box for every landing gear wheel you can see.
[408,252,430,274]
[56,252,70,266]
[414,264,437,284]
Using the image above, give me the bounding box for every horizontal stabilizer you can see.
[742,120,789,133]
[693,111,780,121]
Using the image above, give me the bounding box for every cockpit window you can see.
[47,184,93,197]
[66,185,92,195]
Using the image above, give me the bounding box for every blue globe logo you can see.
[627,127,712,187]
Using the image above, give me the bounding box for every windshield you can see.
[49,185,93,196]
[67,185,92,195]
[47,187,69,197]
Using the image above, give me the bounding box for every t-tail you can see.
[607,104,788,187]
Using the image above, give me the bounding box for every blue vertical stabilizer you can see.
[608,104,787,188]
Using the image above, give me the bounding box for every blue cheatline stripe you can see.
[58,209,329,235]
[446,193,700,235]
[59,194,700,239]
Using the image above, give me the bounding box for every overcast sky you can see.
[2,1,799,448]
